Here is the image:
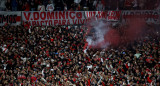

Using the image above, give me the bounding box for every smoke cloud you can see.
[84,17,147,50]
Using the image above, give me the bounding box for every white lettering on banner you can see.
[0,11,21,26]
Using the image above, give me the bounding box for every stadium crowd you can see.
[0,23,159,85]
[0,0,160,11]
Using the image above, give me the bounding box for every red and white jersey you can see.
[1,44,8,53]
[38,5,45,12]
[46,4,54,11]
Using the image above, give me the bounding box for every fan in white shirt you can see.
[156,1,160,12]
[0,0,6,11]
[46,1,55,11]
[38,2,45,12]
[132,0,138,8]
[1,44,8,53]
[74,0,81,4]
[96,1,104,11]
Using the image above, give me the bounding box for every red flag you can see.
[102,81,105,86]
[88,79,90,86]
[147,77,152,83]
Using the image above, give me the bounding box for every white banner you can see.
[85,11,122,21]
[0,10,159,26]
[22,11,87,26]
[122,10,160,24]
[0,11,21,26]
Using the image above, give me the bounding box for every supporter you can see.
[1,0,160,11]
[124,0,133,10]
[132,0,138,9]
[38,2,45,12]
[107,0,118,10]
[64,3,68,11]
[93,0,98,10]
[0,1,160,86]
[154,0,160,11]
[105,0,112,10]
[118,0,125,10]
[156,3,160,12]
[139,0,145,10]
[54,0,64,11]
[0,23,159,85]
[87,0,95,11]
[46,0,54,11]
[80,0,88,11]
[43,0,49,7]
[73,0,81,10]
[145,0,155,10]
[63,0,74,11]
[5,0,11,11]
[74,0,81,5]
[34,0,40,10]
[22,2,30,11]
[17,0,23,11]
[30,0,36,11]
[96,1,104,11]
[0,0,6,11]
[11,0,18,11]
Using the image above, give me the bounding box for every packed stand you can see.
[0,0,160,11]
[0,24,159,85]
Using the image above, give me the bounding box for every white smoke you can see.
[86,19,111,49]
